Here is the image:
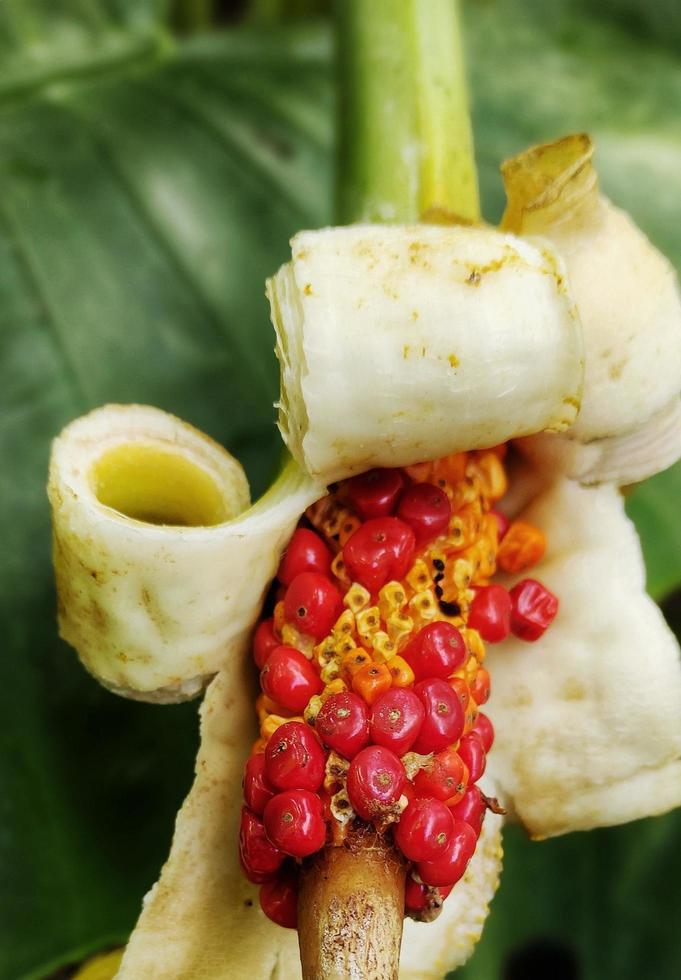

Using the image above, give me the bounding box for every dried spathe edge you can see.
[502,134,681,484]
[486,477,681,838]
[268,223,584,484]
[48,405,323,701]
[116,667,504,980]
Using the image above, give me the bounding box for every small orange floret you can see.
[497,520,546,573]
[352,662,392,704]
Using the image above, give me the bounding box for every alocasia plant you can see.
[2,1,681,978]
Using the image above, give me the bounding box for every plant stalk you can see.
[297,2,481,975]
[336,0,480,225]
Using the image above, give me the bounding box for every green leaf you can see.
[0,10,333,978]
[1,2,680,979]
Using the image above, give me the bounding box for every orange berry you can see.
[449,676,471,712]
[352,662,392,705]
[470,667,490,706]
[497,521,546,574]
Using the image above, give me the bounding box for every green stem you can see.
[336,0,480,225]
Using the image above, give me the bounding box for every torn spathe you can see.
[48,405,322,701]
[503,134,681,485]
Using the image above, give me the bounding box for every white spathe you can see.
[486,477,681,838]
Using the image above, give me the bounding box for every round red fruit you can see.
[259,872,298,929]
[284,572,343,640]
[253,618,279,670]
[261,645,323,713]
[457,732,486,784]
[278,528,331,586]
[450,785,486,836]
[396,482,452,545]
[417,820,477,887]
[369,688,424,756]
[342,518,415,594]
[402,622,466,680]
[469,667,491,706]
[404,877,428,913]
[413,747,468,804]
[473,712,494,752]
[347,745,406,821]
[395,797,455,862]
[315,692,370,759]
[264,721,326,792]
[412,679,465,754]
[467,585,512,643]
[509,578,558,641]
[347,468,404,519]
[239,807,284,883]
[263,789,326,858]
[243,753,276,815]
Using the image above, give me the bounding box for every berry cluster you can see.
[239,449,558,929]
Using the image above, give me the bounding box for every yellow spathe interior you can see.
[92,443,229,527]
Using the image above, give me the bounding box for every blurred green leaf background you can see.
[1,1,680,978]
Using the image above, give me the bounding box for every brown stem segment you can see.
[297,828,407,980]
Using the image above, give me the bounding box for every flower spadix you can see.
[48,404,321,701]
[503,134,681,485]
[269,223,584,484]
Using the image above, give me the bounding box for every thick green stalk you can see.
[336,0,480,225]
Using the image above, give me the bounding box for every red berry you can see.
[284,572,343,640]
[347,745,406,821]
[490,509,510,541]
[404,878,453,914]
[253,618,279,670]
[243,753,276,815]
[509,578,558,641]
[259,871,298,929]
[457,732,486,784]
[261,645,323,713]
[404,877,429,913]
[412,679,465,754]
[263,789,326,858]
[396,482,452,545]
[316,692,370,759]
[413,747,468,804]
[347,468,405,519]
[369,688,424,756]
[343,518,416,594]
[395,797,455,862]
[473,712,494,752]
[239,807,284,883]
[468,585,512,643]
[450,785,486,836]
[469,668,490,706]
[417,820,477,886]
[264,721,326,792]
[402,622,466,680]
[278,528,331,586]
